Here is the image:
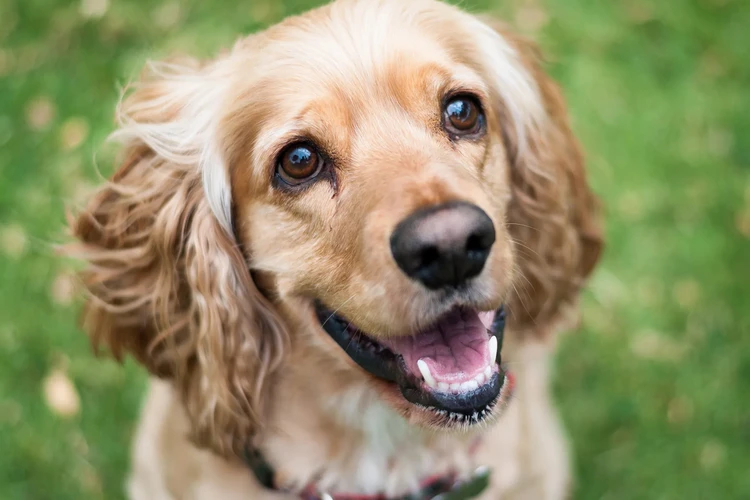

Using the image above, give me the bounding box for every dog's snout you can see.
[390,202,495,290]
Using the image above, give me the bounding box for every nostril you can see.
[418,245,440,270]
[466,232,486,253]
[413,245,443,288]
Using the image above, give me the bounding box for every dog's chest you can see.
[310,389,471,496]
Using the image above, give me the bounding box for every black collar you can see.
[243,447,277,490]
[243,446,491,500]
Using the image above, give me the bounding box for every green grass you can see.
[1,0,748,498]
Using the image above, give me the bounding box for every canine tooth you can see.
[484,366,492,379]
[473,372,486,385]
[450,383,461,392]
[438,382,450,392]
[489,335,498,364]
[462,380,479,392]
[417,359,437,389]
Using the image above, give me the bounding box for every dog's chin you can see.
[314,302,513,429]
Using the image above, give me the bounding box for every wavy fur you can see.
[66,0,602,496]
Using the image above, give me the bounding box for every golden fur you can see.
[68,0,603,497]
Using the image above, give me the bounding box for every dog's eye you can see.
[443,96,484,136]
[277,143,322,185]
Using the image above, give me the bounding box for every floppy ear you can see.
[476,19,604,332]
[68,58,288,457]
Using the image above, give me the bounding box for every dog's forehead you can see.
[230,1,490,157]
[251,5,468,94]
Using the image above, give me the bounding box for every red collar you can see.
[243,440,489,500]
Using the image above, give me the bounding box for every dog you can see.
[68,0,603,498]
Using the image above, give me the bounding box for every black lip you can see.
[400,372,503,414]
[315,302,507,416]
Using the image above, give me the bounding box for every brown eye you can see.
[443,96,483,136]
[277,142,322,185]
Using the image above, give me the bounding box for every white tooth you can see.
[417,359,437,389]
[438,382,450,392]
[474,371,486,385]
[450,383,461,392]
[461,380,479,392]
[489,335,498,364]
[484,366,492,379]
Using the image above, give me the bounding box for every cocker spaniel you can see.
[69,0,603,498]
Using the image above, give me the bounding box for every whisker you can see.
[321,294,356,327]
[511,281,536,326]
[510,237,541,258]
[344,324,361,353]
[505,222,540,232]
[513,267,536,293]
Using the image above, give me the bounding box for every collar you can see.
[243,445,490,500]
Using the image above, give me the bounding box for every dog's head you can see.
[70,0,602,457]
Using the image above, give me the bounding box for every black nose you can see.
[390,201,496,290]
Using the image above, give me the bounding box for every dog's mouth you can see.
[315,303,509,424]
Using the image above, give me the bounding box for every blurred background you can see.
[1,0,748,498]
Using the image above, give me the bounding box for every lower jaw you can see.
[315,303,510,427]
[402,371,503,412]
[370,369,514,430]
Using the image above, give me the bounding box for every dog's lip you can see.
[314,301,508,421]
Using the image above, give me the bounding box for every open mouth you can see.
[315,303,509,424]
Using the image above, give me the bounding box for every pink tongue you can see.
[384,308,495,384]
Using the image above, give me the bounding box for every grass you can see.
[0,0,748,498]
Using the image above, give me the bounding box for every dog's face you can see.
[226,2,522,427]
[71,0,602,457]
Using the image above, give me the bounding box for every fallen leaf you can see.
[43,369,80,418]
[153,1,182,29]
[700,439,726,470]
[51,272,77,306]
[0,224,28,258]
[736,209,750,238]
[26,96,56,131]
[79,0,110,19]
[60,117,89,151]
[77,461,103,495]
[514,4,549,33]
[589,269,629,307]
